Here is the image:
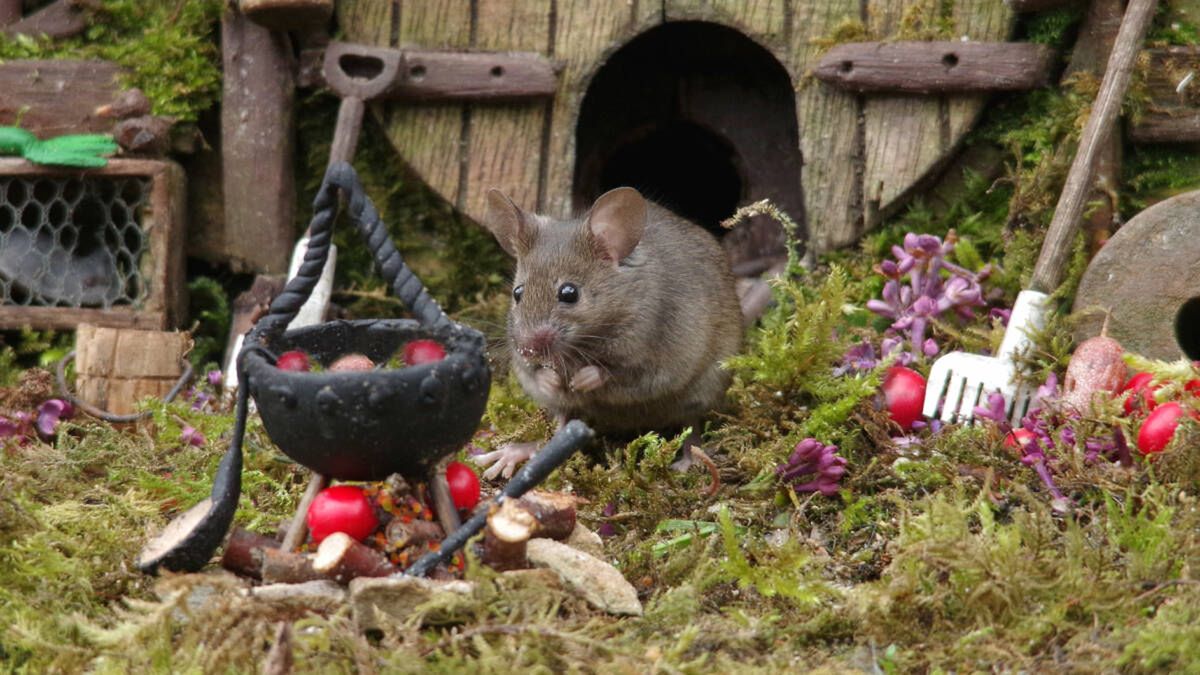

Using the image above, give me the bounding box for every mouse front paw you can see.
[531,367,563,398]
[473,441,540,480]
[569,365,605,392]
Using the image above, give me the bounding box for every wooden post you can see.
[221,4,296,274]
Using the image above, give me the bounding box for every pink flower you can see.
[35,399,72,438]
[181,425,206,447]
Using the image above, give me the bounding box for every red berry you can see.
[276,350,310,372]
[1004,428,1036,454]
[306,485,379,543]
[329,353,375,371]
[882,366,926,432]
[1137,402,1185,455]
[1121,372,1159,415]
[403,339,447,366]
[445,460,481,511]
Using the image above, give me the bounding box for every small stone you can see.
[562,522,604,558]
[349,575,476,632]
[526,538,642,616]
[244,580,347,615]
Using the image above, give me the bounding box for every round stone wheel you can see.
[1073,190,1200,361]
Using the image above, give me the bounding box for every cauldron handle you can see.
[250,162,451,347]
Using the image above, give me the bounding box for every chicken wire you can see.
[0,174,150,308]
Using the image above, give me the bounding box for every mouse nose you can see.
[519,326,559,358]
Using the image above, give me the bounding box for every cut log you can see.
[482,499,535,572]
[385,518,443,551]
[221,5,296,274]
[257,547,326,584]
[95,88,152,120]
[312,532,399,583]
[814,41,1056,94]
[221,528,280,580]
[517,491,579,541]
[1,0,89,40]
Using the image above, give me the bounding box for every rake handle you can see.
[1029,0,1157,294]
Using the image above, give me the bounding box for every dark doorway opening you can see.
[574,21,805,264]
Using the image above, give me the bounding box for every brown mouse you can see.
[474,186,743,479]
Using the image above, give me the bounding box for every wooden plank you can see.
[541,2,662,218]
[814,42,1054,93]
[1128,46,1200,142]
[0,306,165,331]
[462,0,551,220]
[1005,0,1077,13]
[664,0,790,53]
[0,0,20,26]
[221,6,295,274]
[381,1,473,207]
[859,0,1015,235]
[788,0,862,252]
[0,60,123,137]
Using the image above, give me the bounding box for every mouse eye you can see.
[512,284,524,303]
[557,282,579,304]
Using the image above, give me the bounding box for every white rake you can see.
[922,0,1157,425]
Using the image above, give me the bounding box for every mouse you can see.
[473,186,743,480]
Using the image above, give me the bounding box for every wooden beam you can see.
[0,0,21,26]
[221,5,296,274]
[1,0,88,40]
[0,60,123,137]
[814,41,1056,94]
[322,42,557,103]
[1128,47,1200,143]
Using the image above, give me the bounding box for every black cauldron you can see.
[242,162,491,481]
[242,318,488,480]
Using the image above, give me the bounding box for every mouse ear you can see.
[586,187,646,263]
[484,189,535,257]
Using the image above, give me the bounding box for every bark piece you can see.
[245,580,347,615]
[113,115,174,155]
[517,490,580,541]
[240,0,332,32]
[312,532,398,584]
[95,88,152,120]
[562,523,604,558]
[385,518,443,551]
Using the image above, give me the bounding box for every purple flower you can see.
[188,389,213,411]
[598,501,618,538]
[867,231,989,358]
[973,390,1009,424]
[0,416,20,438]
[834,341,878,376]
[989,307,1012,326]
[207,370,223,388]
[181,425,206,447]
[778,438,847,497]
[35,399,72,438]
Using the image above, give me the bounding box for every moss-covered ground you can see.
[4,1,1200,672]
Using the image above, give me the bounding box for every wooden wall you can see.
[338,0,1014,252]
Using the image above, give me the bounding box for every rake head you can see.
[921,290,1049,425]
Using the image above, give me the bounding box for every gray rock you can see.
[1074,190,1200,360]
[244,580,347,615]
[562,523,605,558]
[349,575,476,632]
[526,538,642,616]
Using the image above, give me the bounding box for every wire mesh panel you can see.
[0,159,185,330]
[0,174,150,308]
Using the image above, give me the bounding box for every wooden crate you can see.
[0,158,186,330]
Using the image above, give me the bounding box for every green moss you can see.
[0,0,223,124]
